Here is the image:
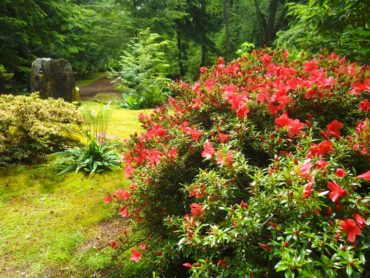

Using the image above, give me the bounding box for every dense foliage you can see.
[0,93,83,165]
[108,50,370,276]
[277,0,370,64]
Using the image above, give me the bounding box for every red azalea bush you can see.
[108,49,370,277]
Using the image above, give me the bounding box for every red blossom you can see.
[307,141,334,158]
[327,181,347,202]
[302,182,314,199]
[108,240,120,250]
[350,79,370,95]
[359,99,370,112]
[299,159,313,181]
[315,160,328,169]
[130,249,142,263]
[236,105,250,118]
[356,170,370,181]
[119,206,129,218]
[218,132,229,143]
[303,59,318,73]
[124,164,134,178]
[183,263,193,269]
[275,112,305,137]
[259,243,272,251]
[115,189,131,200]
[322,120,344,139]
[354,213,367,228]
[201,141,215,160]
[335,168,346,178]
[190,203,204,218]
[339,219,362,243]
[104,194,113,204]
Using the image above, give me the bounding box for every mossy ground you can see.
[0,100,150,277]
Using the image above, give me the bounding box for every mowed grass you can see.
[0,101,151,277]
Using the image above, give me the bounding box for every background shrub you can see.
[109,50,369,276]
[109,29,170,109]
[0,93,83,165]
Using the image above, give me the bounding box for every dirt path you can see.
[79,77,121,100]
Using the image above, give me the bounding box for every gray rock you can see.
[30,58,76,102]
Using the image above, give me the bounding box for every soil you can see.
[79,77,121,100]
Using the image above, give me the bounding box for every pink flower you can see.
[130,249,142,263]
[201,141,215,160]
[124,164,134,178]
[119,206,129,218]
[299,159,313,181]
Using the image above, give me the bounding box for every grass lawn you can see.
[0,101,150,277]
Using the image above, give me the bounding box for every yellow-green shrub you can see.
[0,93,83,164]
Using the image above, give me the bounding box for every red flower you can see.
[327,181,347,202]
[201,141,215,160]
[130,249,142,263]
[183,263,192,269]
[187,128,203,142]
[356,170,370,181]
[307,141,334,158]
[275,112,305,137]
[322,120,344,139]
[108,240,120,250]
[339,219,362,243]
[190,203,204,218]
[104,194,113,204]
[115,189,131,200]
[335,168,346,178]
[199,66,207,74]
[218,132,229,143]
[303,59,318,73]
[315,160,328,169]
[124,164,134,178]
[350,79,370,95]
[359,99,370,112]
[259,243,272,251]
[119,206,129,218]
[236,105,250,118]
[302,182,314,199]
[354,214,367,228]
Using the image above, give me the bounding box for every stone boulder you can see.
[30,58,76,102]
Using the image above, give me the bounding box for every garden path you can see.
[79,77,120,99]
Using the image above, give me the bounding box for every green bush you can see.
[108,50,369,276]
[0,93,83,165]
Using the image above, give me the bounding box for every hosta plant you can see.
[107,50,369,277]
